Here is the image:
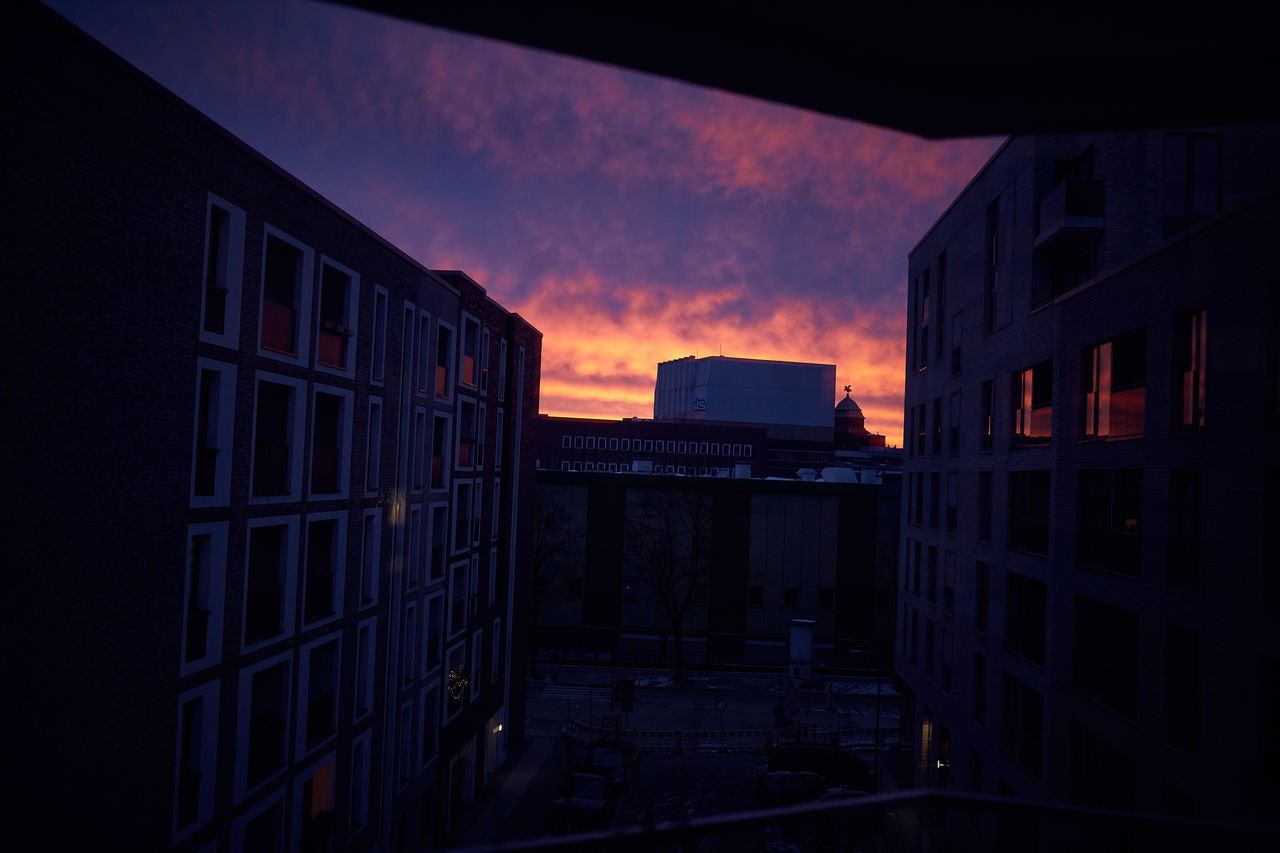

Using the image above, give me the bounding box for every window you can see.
[251,373,306,501]
[435,320,455,399]
[912,472,924,526]
[1168,468,1203,590]
[1011,360,1053,445]
[1005,571,1047,666]
[470,629,484,700]
[420,686,439,767]
[978,471,992,541]
[431,414,451,491]
[971,653,986,724]
[984,198,1001,333]
[238,652,292,796]
[446,642,467,720]
[1068,719,1136,810]
[980,379,994,451]
[243,518,298,648]
[1163,132,1220,237]
[448,560,468,637]
[575,435,584,450]
[425,593,444,672]
[929,472,940,529]
[940,631,953,692]
[495,410,504,471]
[428,503,448,580]
[926,546,938,603]
[397,702,414,787]
[909,609,919,666]
[488,549,498,606]
[407,505,422,588]
[924,619,935,676]
[491,481,502,542]
[498,338,508,400]
[931,398,942,455]
[453,482,473,552]
[477,403,487,469]
[916,267,931,370]
[912,541,921,594]
[236,788,285,850]
[1083,328,1146,438]
[950,311,962,374]
[303,513,345,626]
[948,391,960,454]
[975,561,989,634]
[1074,594,1139,718]
[370,286,388,385]
[469,555,480,618]
[311,387,352,498]
[748,584,763,606]
[914,403,926,457]
[299,635,340,753]
[199,194,245,349]
[942,551,955,615]
[1078,469,1143,576]
[461,315,480,388]
[182,523,228,674]
[1176,308,1207,427]
[945,472,958,532]
[1164,625,1199,750]
[403,604,418,686]
[355,618,376,719]
[562,435,572,449]
[935,252,947,361]
[457,400,476,469]
[258,227,313,362]
[316,258,359,373]
[492,618,502,683]
[349,732,372,837]
[365,398,382,494]
[480,328,491,393]
[1009,470,1050,555]
[191,359,236,506]
[416,310,431,396]
[1000,673,1042,778]
[173,681,219,838]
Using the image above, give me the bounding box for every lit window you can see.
[1082,328,1146,438]
[1011,360,1053,446]
[1176,309,1207,428]
[259,228,312,360]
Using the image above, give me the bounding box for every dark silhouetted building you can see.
[6,4,541,849]
[897,127,1280,828]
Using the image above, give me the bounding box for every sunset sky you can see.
[48,0,1002,448]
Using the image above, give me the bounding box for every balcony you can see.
[1035,178,1104,251]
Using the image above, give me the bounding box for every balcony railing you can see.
[453,790,1280,853]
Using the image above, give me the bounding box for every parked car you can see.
[756,770,831,807]
[581,743,630,794]
[768,742,875,792]
[551,772,615,832]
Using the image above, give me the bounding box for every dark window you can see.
[1005,571,1046,666]
[243,799,283,850]
[247,663,288,785]
[913,472,924,526]
[429,506,447,580]
[784,586,798,608]
[1168,468,1203,590]
[978,471,992,541]
[924,619,935,677]
[317,264,352,369]
[948,391,961,453]
[972,653,986,724]
[1078,469,1143,576]
[943,552,956,615]
[1164,625,1199,750]
[253,381,292,496]
[372,289,387,381]
[748,584,763,607]
[926,546,938,604]
[912,540,922,595]
[940,631,953,693]
[980,379,994,451]
[245,525,286,644]
[945,472,958,533]
[915,404,927,457]
[1009,471,1050,555]
[312,393,342,495]
[305,641,338,749]
[918,268,931,370]
[1163,132,1220,237]
[305,519,337,623]
[975,561,989,634]
[194,368,220,497]
[1175,308,1207,428]
[431,416,448,490]
[929,471,940,529]
[984,198,999,332]
[1074,595,1139,718]
[935,252,947,361]
[931,398,942,455]
[1082,328,1146,438]
[1011,360,1053,446]
[203,206,230,335]
[951,312,962,374]
[1000,673,1042,778]
[261,234,301,355]
[435,325,453,398]
[185,535,212,662]
[909,609,919,666]
[175,696,204,828]
[1068,718,1135,809]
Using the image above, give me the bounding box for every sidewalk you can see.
[452,733,562,850]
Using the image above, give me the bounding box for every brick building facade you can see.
[6,4,540,849]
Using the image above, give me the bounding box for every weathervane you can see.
[844,384,852,395]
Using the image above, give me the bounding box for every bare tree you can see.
[624,488,712,682]
[529,486,581,674]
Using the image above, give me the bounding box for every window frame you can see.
[369,284,388,387]
[241,515,300,653]
[234,649,294,801]
[296,631,342,758]
[172,680,220,841]
[180,521,228,675]
[190,359,237,508]
[313,255,360,377]
[301,510,347,630]
[309,383,354,500]
[256,224,315,367]
[248,370,308,505]
[199,193,246,350]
